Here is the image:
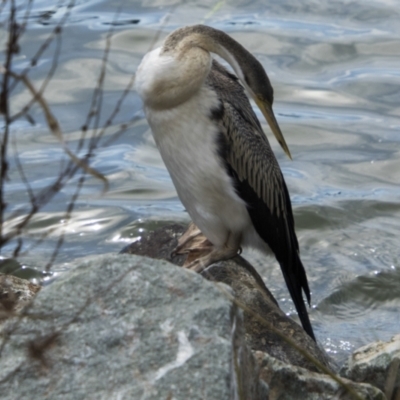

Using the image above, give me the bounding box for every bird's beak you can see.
[255,99,292,160]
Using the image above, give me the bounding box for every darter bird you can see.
[134,25,316,341]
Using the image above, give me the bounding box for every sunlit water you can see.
[1,0,400,363]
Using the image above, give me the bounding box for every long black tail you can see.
[279,251,316,341]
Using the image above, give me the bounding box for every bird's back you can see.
[206,61,315,341]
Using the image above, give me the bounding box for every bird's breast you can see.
[135,46,211,110]
[144,86,251,246]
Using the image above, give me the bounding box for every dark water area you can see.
[1,0,400,362]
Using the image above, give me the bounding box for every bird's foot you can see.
[185,258,208,273]
[174,223,241,272]
[171,222,205,257]
[185,246,239,273]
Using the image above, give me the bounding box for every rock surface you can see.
[340,334,400,400]
[0,273,40,319]
[122,223,333,372]
[0,248,385,400]
[122,223,390,399]
[0,223,395,399]
[256,351,386,400]
[0,254,266,400]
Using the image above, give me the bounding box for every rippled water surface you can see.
[1,0,400,362]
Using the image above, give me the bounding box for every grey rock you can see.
[203,258,333,373]
[0,254,266,400]
[0,273,40,319]
[121,223,187,266]
[256,351,386,400]
[340,334,400,400]
[123,223,334,372]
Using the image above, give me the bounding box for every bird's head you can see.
[241,60,292,160]
[156,24,293,158]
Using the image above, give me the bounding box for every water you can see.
[1,0,400,363]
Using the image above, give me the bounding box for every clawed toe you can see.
[185,259,207,273]
[170,245,188,258]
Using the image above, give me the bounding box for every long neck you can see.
[136,25,267,111]
[162,25,262,96]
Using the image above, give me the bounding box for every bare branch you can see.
[1,67,109,192]
[0,0,17,247]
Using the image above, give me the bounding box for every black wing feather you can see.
[207,61,316,341]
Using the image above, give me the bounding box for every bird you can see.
[134,24,316,341]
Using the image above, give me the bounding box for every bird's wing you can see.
[207,61,315,340]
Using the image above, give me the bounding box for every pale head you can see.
[135,45,212,110]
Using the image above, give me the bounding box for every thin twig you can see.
[0,0,17,247]
[12,135,36,207]
[44,171,87,271]
[10,25,63,124]
[1,67,109,192]
[7,0,75,96]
